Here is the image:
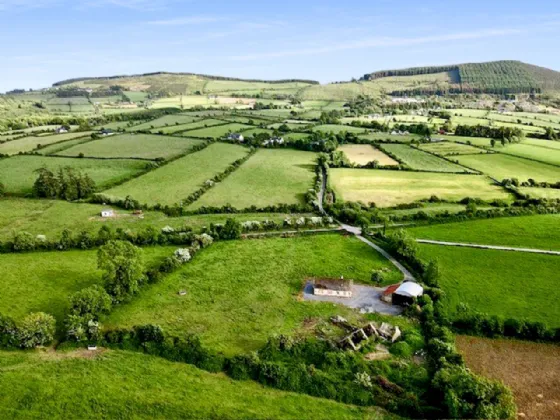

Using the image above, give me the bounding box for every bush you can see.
[69,285,112,318]
[18,312,56,348]
[98,241,144,301]
[12,231,36,252]
[390,342,413,358]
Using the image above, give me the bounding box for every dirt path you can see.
[416,239,560,256]
[341,224,416,282]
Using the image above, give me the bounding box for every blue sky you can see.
[0,0,559,92]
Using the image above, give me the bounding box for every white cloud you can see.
[229,28,523,61]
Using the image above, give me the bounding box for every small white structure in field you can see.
[55,126,68,134]
[313,278,353,298]
[228,133,244,142]
[101,209,114,218]
[87,345,97,351]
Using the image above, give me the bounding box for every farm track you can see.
[416,239,560,255]
[340,224,416,282]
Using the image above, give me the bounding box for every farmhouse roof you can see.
[313,278,353,291]
[394,282,423,298]
[382,283,400,296]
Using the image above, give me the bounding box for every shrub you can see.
[18,312,56,348]
[220,218,242,240]
[390,342,413,358]
[11,231,36,252]
[69,285,112,318]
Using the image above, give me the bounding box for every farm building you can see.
[100,128,114,136]
[228,133,244,142]
[55,126,68,134]
[263,136,284,146]
[382,282,423,306]
[312,278,353,298]
[100,209,115,218]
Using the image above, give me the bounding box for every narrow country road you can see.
[341,224,417,282]
[317,164,327,215]
[416,239,560,256]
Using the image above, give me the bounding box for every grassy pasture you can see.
[312,124,368,134]
[518,187,560,199]
[185,123,252,139]
[0,247,174,323]
[189,149,316,209]
[380,203,493,218]
[330,169,509,207]
[241,128,275,137]
[152,118,225,134]
[418,141,490,156]
[0,131,93,155]
[128,115,201,131]
[0,155,148,194]
[58,133,204,160]
[523,137,560,150]
[360,132,420,143]
[443,135,495,147]
[499,143,560,166]
[37,137,94,155]
[0,350,388,420]
[417,244,560,326]
[338,144,399,166]
[106,234,402,355]
[379,144,472,173]
[284,132,311,141]
[487,112,560,130]
[0,197,310,242]
[104,143,249,206]
[407,214,560,251]
[454,153,560,182]
[456,336,560,420]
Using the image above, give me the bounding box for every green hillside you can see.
[361,60,560,94]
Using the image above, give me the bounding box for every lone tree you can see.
[18,312,56,348]
[98,241,144,301]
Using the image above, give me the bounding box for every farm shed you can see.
[312,278,353,298]
[392,282,424,306]
[380,283,400,304]
[228,133,244,142]
[100,129,114,136]
[101,209,114,218]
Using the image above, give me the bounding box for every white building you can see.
[101,209,115,218]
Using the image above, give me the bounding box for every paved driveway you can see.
[303,281,403,316]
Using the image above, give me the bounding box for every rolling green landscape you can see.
[1,52,559,419]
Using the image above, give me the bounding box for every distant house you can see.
[101,209,115,218]
[312,278,353,298]
[228,133,244,142]
[263,136,284,146]
[55,126,68,134]
[99,128,114,136]
[381,283,401,303]
[392,282,424,306]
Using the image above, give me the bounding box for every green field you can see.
[518,187,560,199]
[241,127,275,137]
[189,149,316,209]
[185,123,252,138]
[379,144,471,172]
[127,115,201,131]
[152,118,225,134]
[0,155,148,194]
[104,143,249,206]
[0,247,174,323]
[338,144,399,166]
[0,350,387,420]
[312,124,368,134]
[408,214,560,250]
[499,143,560,166]
[330,169,509,207]
[454,153,560,182]
[106,234,402,355]
[0,198,310,241]
[419,141,490,156]
[359,132,420,143]
[37,137,95,155]
[58,134,204,160]
[417,244,560,327]
[0,132,93,155]
[523,138,560,150]
[380,203,493,218]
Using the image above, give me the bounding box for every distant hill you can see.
[361,60,560,95]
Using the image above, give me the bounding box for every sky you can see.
[0,0,559,92]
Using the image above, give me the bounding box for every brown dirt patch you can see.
[37,347,108,361]
[456,335,560,419]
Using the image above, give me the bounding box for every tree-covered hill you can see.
[361,60,560,94]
